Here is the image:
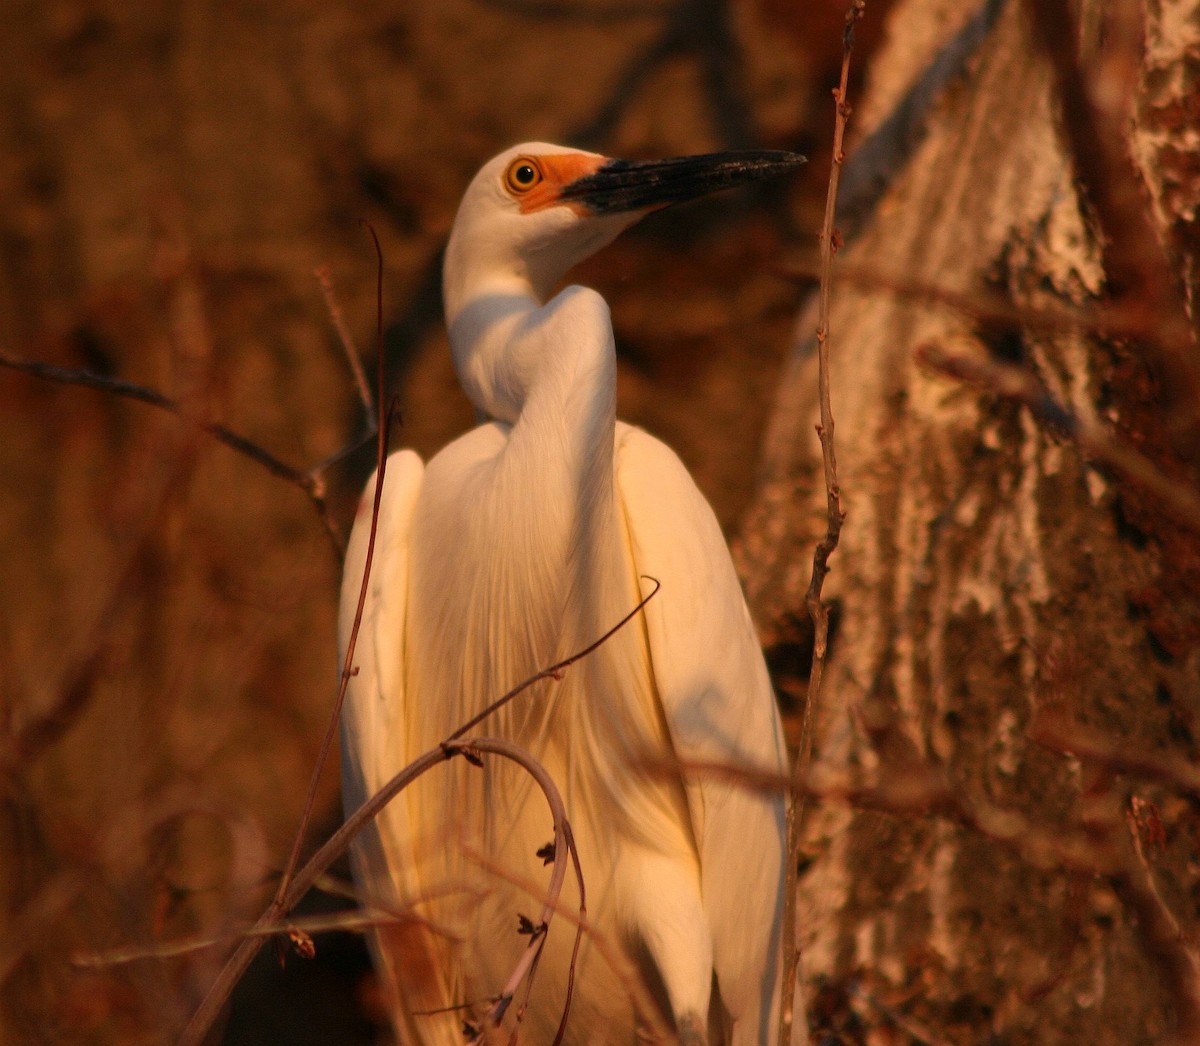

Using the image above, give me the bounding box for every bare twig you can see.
[178,743,449,1046]
[315,264,374,427]
[177,739,567,1046]
[779,6,861,1044]
[0,333,373,557]
[273,225,391,918]
[1027,685,1200,1040]
[916,342,1200,534]
[454,739,573,1042]
[551,821,586,1046]
[1023,0,1200,445]
[1120,800,1200,1045]
[304,263,379,479]
[779,258,1197,358]
[1,251,380,557]
[464,843,678,1045]
[73,907,427,968]
[641,731,1200,1042]
[0,351,316,491]
[448,576,660,742]
[1030,706,1200,799]
[674,752,1115,875]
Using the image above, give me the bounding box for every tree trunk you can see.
[738,0,1200,1041]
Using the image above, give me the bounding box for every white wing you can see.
[616,423,788,1044]
[339,448,423,898]
[339,449,461,1042]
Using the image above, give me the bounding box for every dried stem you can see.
[0,351,317,491]
[450,739,573,1042]
[1023,0,1200,446]
[916,343,1200,535]
[448,576,660,743]
[779,5,861,1044]
[465,843,677,1045]
[551,821,586,1046]
[0,257,379,557]
[779,258,1196,357]
[73,907,424,968]
[178,740,555,1045]
[272,225,390,916]
[315,263,374,429]
[1120,804,1200,1045]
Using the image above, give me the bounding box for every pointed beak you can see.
[557,150,806,215]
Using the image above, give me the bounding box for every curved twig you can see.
[454,738,573,1040]
[464,840,677,1045]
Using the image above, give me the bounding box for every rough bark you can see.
[739,0,1200,1042]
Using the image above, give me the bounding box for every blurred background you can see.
[0,1,890,1041]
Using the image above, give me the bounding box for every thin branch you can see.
[0,340,371,558]
[779,257,1197,358]
[672,724,1200,1041]
[1030,705,1200,799]
[177,743,450,1046]
[302,264,380,482]
[915,342,1200,534]
[551,821,586,1046]
[272,225,392,915]
[315,264,374,427]
[1120,801,1200,1045]
[1,250,381,558]
[0,351,314,490]
[780,6,861,1044]
[677,752,1115,874]
[1023,0,1200,446]
[463,842,678,1045]
[73,907,427,968]
[272,404,399,919]
[456,739,573,1041]
[446,576,660,742]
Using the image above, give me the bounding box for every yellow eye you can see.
[504,157,543,194]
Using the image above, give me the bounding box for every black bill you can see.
[560,150,806,214]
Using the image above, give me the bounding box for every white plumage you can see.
[339,142,803,1044]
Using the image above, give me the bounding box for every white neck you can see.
[445,274,542,424]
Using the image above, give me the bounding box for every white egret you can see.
[339,142,804,1045]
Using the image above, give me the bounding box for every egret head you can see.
[442,141,806,319]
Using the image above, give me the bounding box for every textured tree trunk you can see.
[738,0,1200,1041]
